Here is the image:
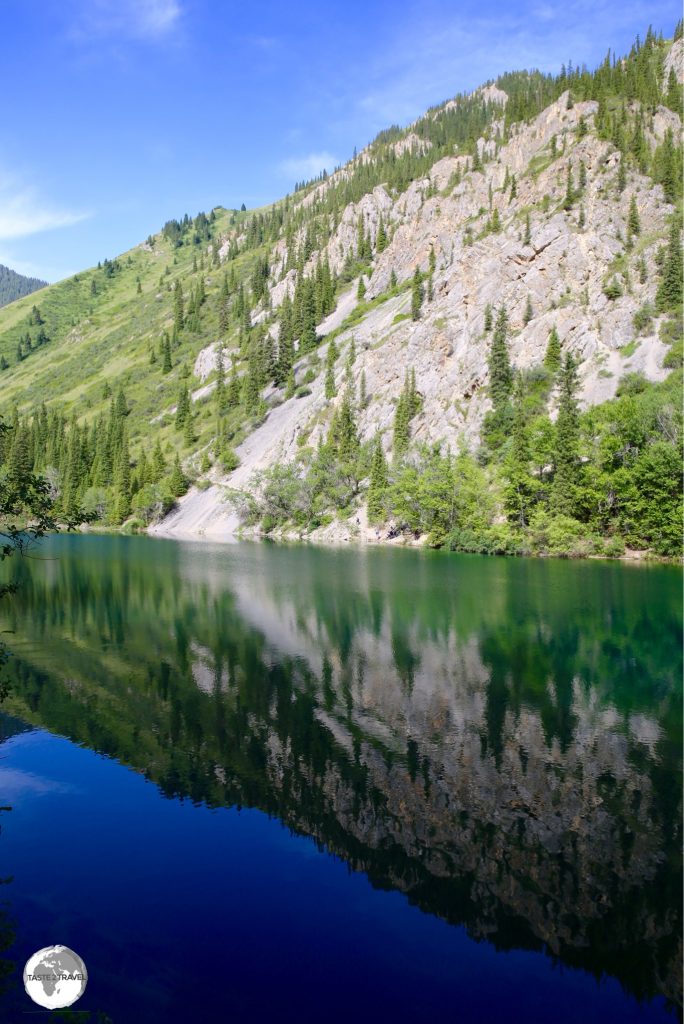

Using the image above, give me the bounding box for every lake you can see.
[0,536,681,1022]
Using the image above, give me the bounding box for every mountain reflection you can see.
[1,537,681,1010]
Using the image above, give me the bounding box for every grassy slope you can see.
[0,206,272,462]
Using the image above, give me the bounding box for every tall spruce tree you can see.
[367,435,389,522]
[504,383,535,528]
[488,306,512,409]
[551,353,580,516]
[324,340,338,400]
[411,268,423,321]
[656,220,683,312]
[544,326,562,373]
[627,195,641,237]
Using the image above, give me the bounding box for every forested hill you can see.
[0,264,46,309]
[0,25,682,557]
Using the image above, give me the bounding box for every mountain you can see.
[0,26,682,556]
[0,264,46,309]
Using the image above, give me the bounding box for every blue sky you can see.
[1,0,680,281]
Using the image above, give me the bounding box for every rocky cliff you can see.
[155,41,683,539]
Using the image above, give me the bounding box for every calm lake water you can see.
[0,536,681,1023]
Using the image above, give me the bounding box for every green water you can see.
[1,536,681,1016]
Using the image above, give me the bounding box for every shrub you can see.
[602,535,626,557]
[121,517,145,534]
[527,509,601,557]
[603,278,623,300]
[616,371,648,397]
[663,340,683,368]
[221,448,240,472]
[632,302,654,335]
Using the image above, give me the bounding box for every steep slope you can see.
[0,263,46,309]
[1,28,682,555]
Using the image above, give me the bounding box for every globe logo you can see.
[23,945,88,1009]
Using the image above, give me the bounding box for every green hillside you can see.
[0,264,46,309]
[0,26,681,554]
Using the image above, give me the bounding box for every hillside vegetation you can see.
[0,26,682,556]
[0,264,46,310]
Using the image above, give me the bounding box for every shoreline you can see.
[70,523,682,565]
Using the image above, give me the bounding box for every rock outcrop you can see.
[155,78,681,538]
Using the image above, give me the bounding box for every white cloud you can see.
[73,0,182,41]
[0,173,90,242]
[279,151,339,181]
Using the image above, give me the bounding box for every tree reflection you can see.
[0,537,681,1010]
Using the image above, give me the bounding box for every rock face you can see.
[154,83,681,538]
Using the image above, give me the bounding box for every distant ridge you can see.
[0,263,47,308]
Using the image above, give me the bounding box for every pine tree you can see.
[488,306,512,409]
[563,165,575,210]
[357,276,366,301]
[112,431,132,523]
[656,220,683,312]
[666,67,683,114]
[115,387,128,419]
[390,268,397,289]
[175,385,190,428]
[169,453,187,497]
[359,370,368,408]
[136,449,149,489]
[551,353,580,516]
[183,411,196,446]
[367,435,388,522]
[376,217,387,253]
[638,255,647,284]
[505,383,535,528]
[411,268,423,321]
[392,371,419,457]
[324,339,338,400]
[627,195,641,237]
[215,345,228,415]
[345,337,356,379]
[218,300,230,334]
[173,281,185,331]
[331,388,359,464]
[578,161,587,192]
[162,334,172,373]
[244,345,263,414]
[299,280,317,352]
[151,439,166,482]
[544,326,562,374]
[523,213,531,246]
[523,295,534,325]
[484,303,493,332]
[227,359,241,407]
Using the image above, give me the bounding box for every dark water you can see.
[0,536,680,1023]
